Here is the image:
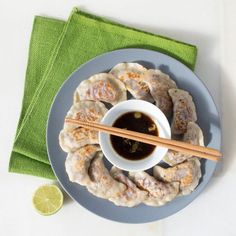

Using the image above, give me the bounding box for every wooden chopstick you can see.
[65,118,222,162]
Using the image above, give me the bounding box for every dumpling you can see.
[110,167,148,207]
[169,88,197,134]
[144,69,177,117]
[65,145,100,186]
[184,122,204,146]
[86,153,126,200]
[74,73,127,105]
[59,101,107,152]
[129,171,179,206]
[153,158,201,195]
[59,128,98,153]
[110,63,153,102]
[163,122,204,166]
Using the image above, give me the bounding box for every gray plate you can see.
[46,48,221,223]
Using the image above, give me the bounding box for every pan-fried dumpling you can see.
[169,88,197,134]
[65,145,100,186]
[153,158,201,195]
[129,171,179,206]
[163,122,204,166]
[60,128,98,153]
[110,167,148,207]
[110,63,153,102]
[74,73,127,105]
[144,69,177,117]
[86,153,126,200]
[59,101,107,152]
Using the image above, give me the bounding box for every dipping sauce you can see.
[110,112,158,161]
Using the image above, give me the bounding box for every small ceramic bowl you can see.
[99,100,171,171]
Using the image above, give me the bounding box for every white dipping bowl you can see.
[99,100,171,172]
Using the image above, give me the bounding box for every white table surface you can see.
[0,0,235,235]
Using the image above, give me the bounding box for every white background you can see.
[0,0,235,235]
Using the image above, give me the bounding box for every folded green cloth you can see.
[9,17,65,179]
[9,8,197,179]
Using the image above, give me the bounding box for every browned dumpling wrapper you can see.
[110,167,148,207]
[74,73,127,105]
[169,88,197,135]
[163,122,204,166]
[153,158,201,196]
[110,63,154,102]
[65,145,100,186]
[144,69,177,117]
[59,101,107,152]
[86,153,126,200]
[129,171,179,206]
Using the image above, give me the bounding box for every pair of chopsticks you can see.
[65,118,222,162]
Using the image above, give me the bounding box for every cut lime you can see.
[32,184,63,216]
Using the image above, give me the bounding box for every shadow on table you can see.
[203,68,236,195]
[207,69,235,174]
[54,181,74,205]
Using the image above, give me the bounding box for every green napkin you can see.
[9,17,65,179]
[9,8,197,179]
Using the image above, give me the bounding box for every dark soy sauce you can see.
[110,112,158,161]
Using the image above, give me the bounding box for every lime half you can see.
[32,185,63,216]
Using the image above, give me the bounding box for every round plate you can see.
[47,48,221,223]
